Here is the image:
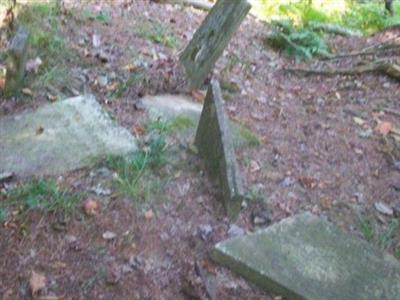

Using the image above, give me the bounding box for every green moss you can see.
[135,19,177,48]
[170,115,195,131]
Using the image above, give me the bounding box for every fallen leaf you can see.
[0,78,5,90]
[374,201,393,216]
[83,198,99,216]
[375,121,393,136]
[36,126,44,135]
[353,117,365,125]
[144,209,154,220]
[92,33,101,48]
[320,196,333,210]
[131,124,145,136]
[26,57,42,74]
[249,160,261,173]
[102,231,117,240]
[22,88,33,96]
[29,270,46,295]
[47,93,57,102]
[298,176,317,190]
[190,89,206,102]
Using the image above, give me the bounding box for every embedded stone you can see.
[212,213,400,300]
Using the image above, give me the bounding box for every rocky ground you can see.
[0,1,399,299]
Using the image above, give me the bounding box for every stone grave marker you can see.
[212,213,400,300]
[0,95,137,177]
[179,0,251,89]
[4,26,29,97]
[195,80,244,220]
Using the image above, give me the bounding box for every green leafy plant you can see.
[265,19,331,60]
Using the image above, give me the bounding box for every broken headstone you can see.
[0,95,137,177]
[179,0,251,89]
[212,213,400,300]
[4,26,29,98]
[195,80,244,220]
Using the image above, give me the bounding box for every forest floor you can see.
[0,1,400,299]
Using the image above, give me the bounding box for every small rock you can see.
[91,184,111,196]
[129,256,145,270]
[394,161,400,172]
[374,202,393,216]
[392,203,400,217]
[97,75,108,87]
[134,100,145,111]
[83,197,100,216]
[252,210,272,226]
[102,231,117,240]
[279,176,295,188]
[65,234,77,244]
[227,224,245,238]
[0,172,13,183]
[160,232,169,241]
[198,224,213,240]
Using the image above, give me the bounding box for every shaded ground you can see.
[1,1,399,299]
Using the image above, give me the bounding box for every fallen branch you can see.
[308,21,362,37]
[323,44,400,61]
[383,108,400,117]
[285,60,400,80]
[171,0,214,11]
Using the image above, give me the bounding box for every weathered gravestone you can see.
[212,213,400,300]
[180,0,251,89]
[0,95,137,177]
[195,80,244,220]
[4,26,29,97]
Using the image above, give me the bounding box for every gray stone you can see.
[195,80,244,220]
[212,213,400,300]
[141,94,260,148]
[227,224,245,238]
[0,95,137,177]
[179,0,251,88]
[4,26,30,97]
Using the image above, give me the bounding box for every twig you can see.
[195,261,217,300]
[383,108,400,117]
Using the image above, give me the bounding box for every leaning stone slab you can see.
[195,80,244,220]
[4,26,29,98]
[212,213,400,300]
[179,0,251,89]
[0,95,137,177]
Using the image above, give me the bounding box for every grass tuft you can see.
[1,178,82,220]
[135,19,177,48]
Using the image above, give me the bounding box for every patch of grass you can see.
[110,72,145,98]
[78,9,111,23]
[169,115,195,131]
[1,178,82,220]
[14,1,74,89]
[235,123,261,147]
[135,19,177,48]
[105,120,168,201]
[358,215,400,253]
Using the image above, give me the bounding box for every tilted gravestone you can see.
[179,0,251,89]
[195,80,244,220]
[212,213,400,300]
[4,26,29,98]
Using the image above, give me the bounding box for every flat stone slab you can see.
[0,95,137,176]
[212,213,400,300]
[141,94,260,148]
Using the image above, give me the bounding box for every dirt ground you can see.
[1,1,399,299]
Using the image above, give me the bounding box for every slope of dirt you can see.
[1,1,399,299]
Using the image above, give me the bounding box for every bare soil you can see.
[0,1,399,299]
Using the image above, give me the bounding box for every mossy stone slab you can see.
[141,94,260,148]
[212,213,400,300]
[0,95,137,177]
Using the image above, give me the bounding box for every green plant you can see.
[265,19,331,60]
[2,178,82,219]
[234,123,261,147]
[105,120,168,200]
[358,215,375,242]
[135,19,177,48]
